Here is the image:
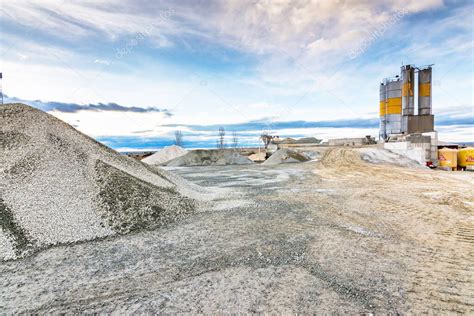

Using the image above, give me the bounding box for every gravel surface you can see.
[0,104,198,260]
[1,115,472,313]
[0,228,15,261]
[142,145,187,165]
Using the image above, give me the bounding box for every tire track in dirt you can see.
[312,148,474,313]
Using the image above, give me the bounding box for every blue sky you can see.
[1,0,472,150]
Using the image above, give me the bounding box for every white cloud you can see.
[1,1,444,59]
[52,110,172,137]
[93,59,111,65]
[1,0,472,145]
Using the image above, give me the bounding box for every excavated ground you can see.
[1,148,473,313]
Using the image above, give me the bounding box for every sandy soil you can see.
[1,148,472,313]
[310,148,474,313]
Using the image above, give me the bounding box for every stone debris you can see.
[0,104,197,260]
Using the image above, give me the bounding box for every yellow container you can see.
[438,148,457,168]
[457,147,474,168]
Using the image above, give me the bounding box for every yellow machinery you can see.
[457,147,474,169]
[438,148,457,170]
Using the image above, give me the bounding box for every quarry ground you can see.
[1,148,473,313]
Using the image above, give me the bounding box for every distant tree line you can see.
[174,130,183,147]
[216,126,239,150]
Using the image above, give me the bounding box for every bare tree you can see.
[174,130,183,147]
[217,126,226,149]
[231,131,238,149]
[260,133,273,149]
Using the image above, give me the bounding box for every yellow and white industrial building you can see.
[379,64,473,170]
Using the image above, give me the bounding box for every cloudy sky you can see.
[1,0,473,150]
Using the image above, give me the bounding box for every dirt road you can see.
[1,148,472,313]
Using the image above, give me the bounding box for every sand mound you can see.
[0,104,197,261]
[248,152,266,162]
[142,145,187,165]
[358,148,426,169]
[262,149,310,165]
[167,149,254,167]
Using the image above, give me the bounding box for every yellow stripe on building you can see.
[380,98,401,116]
[386,97,401,107]
[402,83,414,96]
[419,83,431,96]
[386,105,402,114]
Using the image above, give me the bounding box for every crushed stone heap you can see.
[0,104,197,261]
[262,148,310,165]
[167,149,254,166]
[142,145,188,165]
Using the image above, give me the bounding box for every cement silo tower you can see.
[418,66,432,115]
[401,65,415,132]
[379,64,434,140]
[379,82,387,139]
[385,79,402,136]
[379,77,402,140]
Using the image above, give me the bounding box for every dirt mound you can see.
[0,104,196,260]
[262,149,310,165]
[142,145,187,165]
[167,149,254,167]
[248,152,266,162]
[320,148,360,167]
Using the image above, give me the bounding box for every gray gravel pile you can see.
[275,137,321,145]
[277,137,297,144]
[142,145,187,165]
[0,104,197,260]
[167,149,254,167]
[298,150,322,161]
[357,148,426,169]
[293,137,322,144]
[262,149,310,165]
